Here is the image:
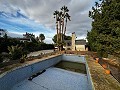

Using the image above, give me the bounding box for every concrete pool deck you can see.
[11,67,89,90]
[86,56,120,90]
[1,54,120,90]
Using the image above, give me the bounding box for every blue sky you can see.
[0,0,99,43]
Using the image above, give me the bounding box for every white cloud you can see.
[0,0,97,43]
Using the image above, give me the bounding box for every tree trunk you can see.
[56,16,59,43]
[61,18,64,42]
[59,20,61,42]
[61,11,65,43]
[64,18,67,35]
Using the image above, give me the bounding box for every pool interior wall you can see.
[0,54,94,90]
[55,61,87,74]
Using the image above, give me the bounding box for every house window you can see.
[67,42,71,46]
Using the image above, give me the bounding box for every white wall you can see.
[62,54,86,63]
[71,33,76,51]
[76,45,85,51]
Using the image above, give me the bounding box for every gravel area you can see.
[27,50,54,57]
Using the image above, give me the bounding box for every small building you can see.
[16,38,32,42]
[64,32,86,51]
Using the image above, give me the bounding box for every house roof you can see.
[64,40,71,43]
[75,40,86,45]
[64,39,86,45]
[15,38,31,42]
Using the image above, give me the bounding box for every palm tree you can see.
[58,11,63,41]
[53,6,71,51]
[95,2,98,9]
[39,34,45,42]
[23,32,35,39]
[61,6,69,41]
[53,10,59,43]
[64,13,71,35]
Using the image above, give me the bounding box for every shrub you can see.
[0,54,3,63]
[20,54,27,63]
[8,45,23,60]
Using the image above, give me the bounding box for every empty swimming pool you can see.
[0,54,94,90]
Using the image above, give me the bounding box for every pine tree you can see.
[87,0,120,57]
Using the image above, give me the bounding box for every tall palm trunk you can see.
[53,6,70,51]
[59,17,62,51]
[61,19,64,32]
[59,20,61,42]
[56,16,59,43]
[61,19,64,41]
[61,10,65,42]
[64,18,67,35]
[56,22,58,43]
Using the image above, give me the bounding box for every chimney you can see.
[72,32,76,51]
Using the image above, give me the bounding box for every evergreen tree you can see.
[87,0,120,57]
[52,34,71,43]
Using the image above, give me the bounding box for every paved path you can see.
[27,50,54,57]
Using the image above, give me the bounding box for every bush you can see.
[0,54,3,63]
[8,45,23,60]
[23,42,54,52]
[20,54,27,63]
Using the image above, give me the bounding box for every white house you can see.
[64,32,86,51]
[75,40,86,51]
